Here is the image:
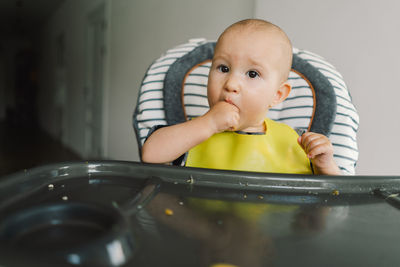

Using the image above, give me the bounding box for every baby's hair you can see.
[222,19,291,45]
[229,18,279,30]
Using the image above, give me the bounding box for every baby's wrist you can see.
[199,114,219,136]
[313,161,341,175]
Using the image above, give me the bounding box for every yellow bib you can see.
[186,119,312,174]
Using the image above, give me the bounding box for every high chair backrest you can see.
[133,39,359,174]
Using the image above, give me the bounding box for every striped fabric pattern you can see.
[291,48,359,175]
[134,39,359,175]
[183,60,211,120]
[135,41,203,143]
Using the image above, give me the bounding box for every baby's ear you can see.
[271,82,291,107]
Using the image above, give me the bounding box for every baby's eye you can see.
[247,70,259,79]
[217,65,229,73]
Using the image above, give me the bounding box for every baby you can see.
[142,19,341,175]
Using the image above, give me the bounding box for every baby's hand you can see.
[205,101,240,133]
[297,132,341,175]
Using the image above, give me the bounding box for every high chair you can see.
[133,38,359,174]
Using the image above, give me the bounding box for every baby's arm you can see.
[142,101,239,163]
[297,132,341,175]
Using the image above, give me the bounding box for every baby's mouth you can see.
[224,98,237,108]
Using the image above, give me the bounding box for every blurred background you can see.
[0,0,399,176]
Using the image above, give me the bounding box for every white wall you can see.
[107,0,254,161]
[255,0,400,175]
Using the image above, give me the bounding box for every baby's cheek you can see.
[245,101,267,118]
[207,89,221,106]
[207,96,218,108]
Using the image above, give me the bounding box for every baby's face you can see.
[207,27,289,132]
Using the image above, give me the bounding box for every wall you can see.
[254,0,400,175]
[37,0,254,160]
[0,54,5,120]
[38,0,107,154]
[0,38,31,122]
[1,40,18,119]
[107,0,254,161]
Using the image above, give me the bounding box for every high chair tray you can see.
[0,161,398,266]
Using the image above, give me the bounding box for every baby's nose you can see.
[224,75,240,93]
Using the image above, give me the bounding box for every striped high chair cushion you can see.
[133,39,359,174]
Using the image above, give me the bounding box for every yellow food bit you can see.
[257,195,264,200]
[386,193,399,199]
[332,190,339,196]
[186,176,194,184]
[165,208,174,216]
